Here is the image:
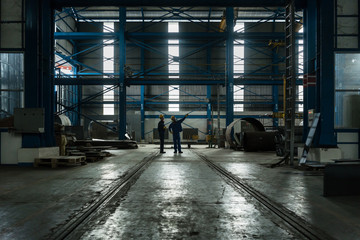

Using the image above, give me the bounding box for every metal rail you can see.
[192,150,335,240]
[48,151,159,240]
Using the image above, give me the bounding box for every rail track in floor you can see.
[192,149,334,240]
[49,149,334,240]
[48,151,159,240]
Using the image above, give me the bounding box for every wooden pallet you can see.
[34,156,87,168]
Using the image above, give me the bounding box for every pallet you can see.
[34,156,87,168]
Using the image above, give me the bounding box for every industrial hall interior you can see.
[1,0,360,239]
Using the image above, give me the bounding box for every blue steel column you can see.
[23,0,41,147]
[140,21,145,140]
[317,0,337,146]
[207,48,212,135]
[24,0,54,147]
[272,21,279,127]
[25,0,40,107]
[40,0,55,146]
[73,42,81,126]
[303,0,317,140]
[141,85,145,140]
[118,7,127,140]
[226,7,234,127]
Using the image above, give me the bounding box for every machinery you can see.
[226,118,276,152]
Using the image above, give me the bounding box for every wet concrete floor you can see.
[0,145,359,239]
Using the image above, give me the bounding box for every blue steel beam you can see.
[53,0,307,8]
[144,115,273,119]
[55,52,109,75]
[54,32,303,40]
[127,10,173,33]
[160,7,220,33]
[56,85,117,115]
[56,39,117,65]
[128,36,226,79]
[83,16,301,22]
[55,8,76,32]
[88,101,275,105]
[54,78,303,85]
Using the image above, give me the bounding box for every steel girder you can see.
[52,0,306,8]
[54,32,303,40]
[54,78,303,85]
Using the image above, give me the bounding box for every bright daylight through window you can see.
[103,22,115,115]
[168,22,180,112]
[234,22,244,112]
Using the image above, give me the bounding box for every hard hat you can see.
[171,116,175,120]
[159,114,164,118]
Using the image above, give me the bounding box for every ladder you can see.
[284,0,296,165]
[299,113,321,165]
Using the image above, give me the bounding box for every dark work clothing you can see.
[158,120,165,152]
[158,120,165,134]
[168,117,186,135]
[169,116,187,152]
[173,134,181,152]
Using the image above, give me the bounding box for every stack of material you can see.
[68,146,112,162]
[73,139,138,149]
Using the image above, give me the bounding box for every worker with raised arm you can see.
[158,114,166,153]
[168,113,189,153]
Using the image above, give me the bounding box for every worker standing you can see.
[158,114,166,153]
[169,114,189,153]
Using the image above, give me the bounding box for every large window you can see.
[168,22,180,112]
[234,22,245,112]
[103,22,115,115]
[335,53,360,128]
[0,53,24,118]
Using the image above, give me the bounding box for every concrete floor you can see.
[0,145,359,239]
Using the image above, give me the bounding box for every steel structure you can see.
[53,6,304,142]
[19,0,337,154]
[0,0,356,162]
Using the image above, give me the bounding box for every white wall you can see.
[1,132,22,165]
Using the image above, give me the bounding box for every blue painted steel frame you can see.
[226,7,234,127]
[119,7,127,140]
[24,0,55,148]
[53,0,307,8]
[318,0,337,146]
[52,6,309,141]
[272,20,280,127]
[207,48,212,135]
[140,36,145,140]
[303,0,317,142]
